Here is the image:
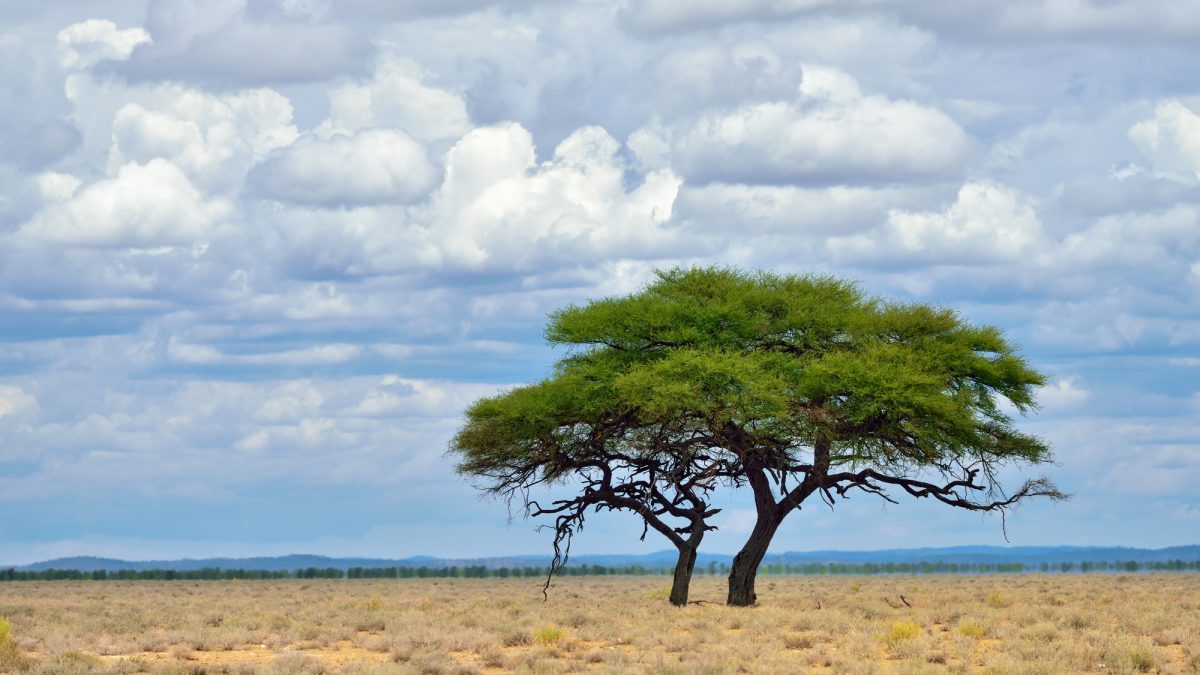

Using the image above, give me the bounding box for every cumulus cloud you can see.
[57,19,151,70]
[1129,101,1200,181]
[250,129,440,206]
[1038,377,1091,411]
[434,123,684,269]
[0,385,37,419]
[674,182,930,235]
[829,181,1043,264]
[35,173,82,202]
[19,159,233,248]
[672,65,972,185]
[108,87,298,190]
[317,61,472,142]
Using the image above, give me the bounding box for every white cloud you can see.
[672,65,972,185]
[0,385,37,418]
[1038,377,1091,411]
[250,129,440,206]
[1059,204,1200,279]
[829,181,1043,264]
[20,159,233,248]
[35,172,82,202]
[318,60,471,142]
[0,373,506,501]
[57,19,151,71]
[434,123,683,269]
[257,203,442,277]
[675,182,929,235]
[1129,101,1200,181]
[109,87,299,190]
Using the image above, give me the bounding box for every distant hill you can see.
[9,544,1199,573]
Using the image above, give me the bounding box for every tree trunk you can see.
[726,514,779,607]
[668,543,698,607]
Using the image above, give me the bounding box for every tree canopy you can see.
[452,267,1064,606]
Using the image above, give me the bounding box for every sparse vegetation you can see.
[957,620,987,638]
[531,625,564,646]
[0,575,1195,673]
[883,619,921,648]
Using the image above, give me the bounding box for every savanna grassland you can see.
[1,574,1198,674]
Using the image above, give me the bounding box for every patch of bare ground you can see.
[1,574,1198,673]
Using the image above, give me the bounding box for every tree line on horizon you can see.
[4,559,1199,582]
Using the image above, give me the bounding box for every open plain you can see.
[1,574,1197,674]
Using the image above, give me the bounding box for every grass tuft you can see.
[884,620,921,647]
[0,617,30,673]
[985,591,1012,608]
[532,624,565,646]
[957,621,987,639]
[1127,648,1156,673]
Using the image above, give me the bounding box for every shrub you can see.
[884,620,921,647]
[1127,648,1156,673]
[532,625,565,646]
[985,592,1011,608]
[0,618,30,673]
[957,621,987,639]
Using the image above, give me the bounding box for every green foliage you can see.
[453,266,1051,484]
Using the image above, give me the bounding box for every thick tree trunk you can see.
[726,514,779,607]
[668,543,698,607]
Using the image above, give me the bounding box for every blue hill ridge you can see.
[8,545,1199,573]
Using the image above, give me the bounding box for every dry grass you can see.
[0,574,1197,673]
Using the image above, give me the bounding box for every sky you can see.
[1,0,1199,566]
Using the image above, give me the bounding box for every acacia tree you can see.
[451,352,728,606]
[544,267,1065,606]
[454,267,1064,608]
